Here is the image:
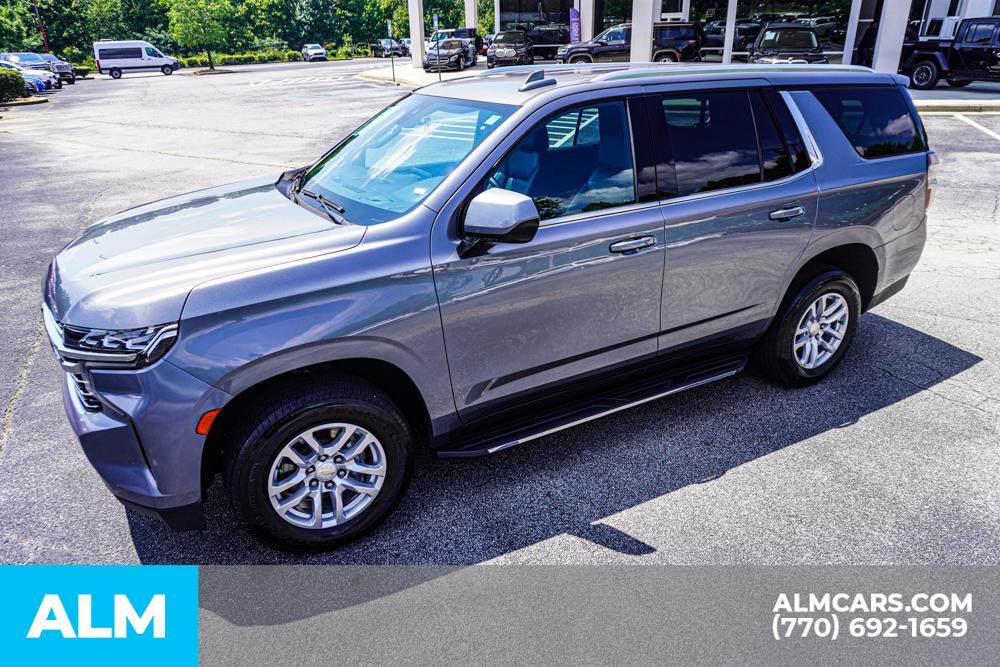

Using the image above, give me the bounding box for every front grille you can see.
[71,373,101,412]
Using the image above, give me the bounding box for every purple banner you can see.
[570,7,581,44]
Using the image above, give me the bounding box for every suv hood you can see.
[50,175,366,329]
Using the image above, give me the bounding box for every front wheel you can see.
[654,53,677,63]
[223,375,415,551]
[755,271,861,387]
[457,56,466,70]
[66,75,76,84]
[161,65,173,75]
[909,61,939,89]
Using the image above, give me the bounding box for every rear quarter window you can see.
[812,87,927,159]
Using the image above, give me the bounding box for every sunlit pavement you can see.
[0,59,998,565]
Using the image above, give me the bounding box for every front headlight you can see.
[61,322,179,367]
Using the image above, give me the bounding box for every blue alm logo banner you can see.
[0,565,198,665]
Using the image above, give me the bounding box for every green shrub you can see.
[180,56,208,67]
[0,68,25,102]
[335,46,353,59]
[285,50,302,61]
[322,42,337,52]
[218,54,255,65]
[73,66,92,78]
[353,44,369,57]
[253,52,270,63]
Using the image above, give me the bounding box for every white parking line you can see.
[953,113,1000,142]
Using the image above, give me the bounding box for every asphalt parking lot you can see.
[0,60,998,565]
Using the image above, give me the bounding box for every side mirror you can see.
[460,188,539,257]
[598,39,609,45]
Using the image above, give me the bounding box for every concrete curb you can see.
[1,97,49,107]
[357,71,422,88]
[913,100,1000,113]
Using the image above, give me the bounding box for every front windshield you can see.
[495,32,526,44]
[438,39,463,49]
[430,32,449,42]
[300,94,515,223]
[17,53,43,62]
[758,29,818,49]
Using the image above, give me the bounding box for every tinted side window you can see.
[145,47,157,57]
[98,47,142,60]
[750,92,792,181]
[661,91,760,196]
[760,88,811,173]
[485,100,636,220]
[966,22,996,44]
[812,87,927,158]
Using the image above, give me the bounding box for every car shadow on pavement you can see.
[127,313,981,620]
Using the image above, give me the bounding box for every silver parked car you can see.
[44,64,932,550]
[0,52,62,88]
[301,44,327,61]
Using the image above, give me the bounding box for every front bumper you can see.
[45,306,231,530]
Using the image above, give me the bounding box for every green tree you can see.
[168,0,233,68]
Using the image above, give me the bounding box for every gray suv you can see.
[43,64,932,550]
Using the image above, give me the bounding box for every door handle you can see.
[609,236,656,253]
[769,206,805,221]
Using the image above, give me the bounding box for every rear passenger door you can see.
[642,86,819,351]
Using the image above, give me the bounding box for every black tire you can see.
[947,78,972,87]
[755,270,862,387]
[161,65,173,75]
[223,374,415,551]
[909,60,939,90]
[109,68,122,79]
[66,75,76,84]
[654,52,677,63]
[52,79,62,89]
[569,55,591,64]
[458,56,466,71]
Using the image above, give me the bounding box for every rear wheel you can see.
[947,78,972,87]
[756,270,861,387]
[909,61,939,89]
[109,68,122,79]
[223,375,415,551]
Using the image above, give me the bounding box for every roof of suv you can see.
[417,63,905,106]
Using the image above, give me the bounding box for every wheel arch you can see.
[201,357,436,489]
[782,242,880,315]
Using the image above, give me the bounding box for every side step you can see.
[437,352,747,458]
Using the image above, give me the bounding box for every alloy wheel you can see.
[912,64,932,87]
[793,292,849,370]
[267,422,387,529]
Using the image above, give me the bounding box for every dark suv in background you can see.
[748,23,828,64]
[556,22,702,63]
[487,30,533,68]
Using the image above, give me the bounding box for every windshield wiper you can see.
[299,188,351,225]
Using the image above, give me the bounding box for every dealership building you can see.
[407,0,1000,73]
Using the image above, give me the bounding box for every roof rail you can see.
[477,62,628,78]
[590,63,877,82]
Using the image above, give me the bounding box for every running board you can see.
[437,352,747,458]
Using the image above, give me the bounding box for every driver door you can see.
[430,98,664,424]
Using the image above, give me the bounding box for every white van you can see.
[92,40,179,79]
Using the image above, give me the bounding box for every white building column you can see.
[465,0,478,30]
[579,0,595,41]
[408,0,426,67]
[841,0,865,64]
[629,0,660,62]
[494,0,501,33]
[871,0,911,73]
[721,0,738,64]
[681,0,691,21]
